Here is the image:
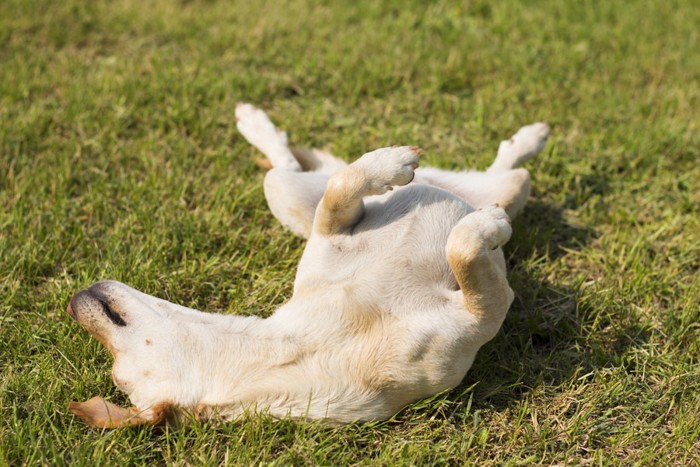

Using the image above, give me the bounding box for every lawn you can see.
[1,0,698,464]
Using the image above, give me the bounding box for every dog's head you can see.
[67,281,197,427]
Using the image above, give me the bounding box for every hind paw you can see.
[236,103,298,169]
[493,122,550,170]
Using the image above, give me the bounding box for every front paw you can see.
[356,146,421,195]
[461,206,512,251]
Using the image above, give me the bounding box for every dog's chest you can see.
[297,186,470,291]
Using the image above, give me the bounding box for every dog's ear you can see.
[69,396,171,428]
[254,158,273,170]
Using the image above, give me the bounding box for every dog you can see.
[67,104,549,427]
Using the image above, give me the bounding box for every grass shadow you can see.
[451,193,650,413]
[510,199,594,262]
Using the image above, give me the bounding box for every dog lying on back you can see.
[67,104,549,427]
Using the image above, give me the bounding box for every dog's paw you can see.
[235,103,289,151]
[496,122,550,168]
[460,205,512,251]
[356,146,421,195]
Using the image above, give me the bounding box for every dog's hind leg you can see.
[416,168,531,219]
[488,122,550,172]
[236,103,350,238]
[415,122,549,218]
[236,103,348,174]
[289,147,348,174]
[236,103,302,171]
[477,122,549,217]
[70,397,171,428]
[446,205,514,340]
[263,169,329,238]
[312,146,420,237]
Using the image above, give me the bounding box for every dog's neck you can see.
[166,309,311,410]
[125,295,353,420]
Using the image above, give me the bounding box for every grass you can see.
[1,0,698,464]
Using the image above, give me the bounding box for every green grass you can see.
[1,0,698,464]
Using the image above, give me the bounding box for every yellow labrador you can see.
[67,104,549,427]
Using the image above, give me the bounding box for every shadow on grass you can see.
[449,193,650,413]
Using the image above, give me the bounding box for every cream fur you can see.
[66,104,549,427]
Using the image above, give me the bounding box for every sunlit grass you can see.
[1,0,698,463]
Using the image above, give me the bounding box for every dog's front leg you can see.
[69,397,172,428]
[312,146,420,236]
[446,206,515,340]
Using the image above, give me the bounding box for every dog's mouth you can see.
[66,300,75,319]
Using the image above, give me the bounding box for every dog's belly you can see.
[275,185,484,421]
[295,184,472,309]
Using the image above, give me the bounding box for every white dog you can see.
[67,104,549,427]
